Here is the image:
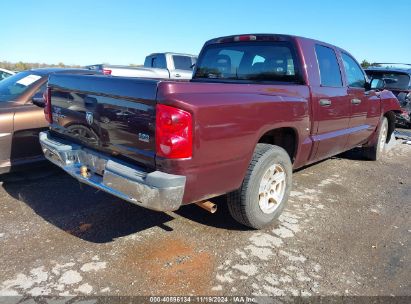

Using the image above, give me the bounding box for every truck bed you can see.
[47,74,160,169]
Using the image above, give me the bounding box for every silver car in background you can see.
[87,52,197,80]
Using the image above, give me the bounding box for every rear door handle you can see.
[351,98,362,105]
[175,74,181,78]
[319,99,332,106]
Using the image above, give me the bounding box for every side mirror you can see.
[370,78,386,90]
[32,96,45,108]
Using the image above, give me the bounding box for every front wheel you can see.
[363,117,389,161]
[227,144,292,229]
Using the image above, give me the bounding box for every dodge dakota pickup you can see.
[39,34,400,229]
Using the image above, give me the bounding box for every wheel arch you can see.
[384,110,397,142]
[257,127,299,163]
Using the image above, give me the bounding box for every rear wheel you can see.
[363,117,388,161]
[227,144,292,229]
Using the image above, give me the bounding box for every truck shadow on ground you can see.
[1,166,175,243]
[332,148,368,161]
[1,166,246,244]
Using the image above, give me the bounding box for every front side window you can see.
[341,53,365,88]
[193,41,302,84]
[173,56,193,70]
[315,45,342,87]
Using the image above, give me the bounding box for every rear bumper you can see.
[39,131,185,212]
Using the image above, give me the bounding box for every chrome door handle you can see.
[351,98,362,105]
[319,99,332,106]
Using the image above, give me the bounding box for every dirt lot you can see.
[0,132,410,298]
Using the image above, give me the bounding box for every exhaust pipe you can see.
[195,201,217,214]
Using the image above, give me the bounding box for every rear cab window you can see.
[314,44,343,87]
[173,56,194,71]
[144,55,167,69]
[193,41,303,84]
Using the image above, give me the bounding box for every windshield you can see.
[365,71,410,90]
[0,71,43,102]
[193,41,302,84]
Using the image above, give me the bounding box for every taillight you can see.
[103,69,112,75]
[234,35,257,42]
[156,104,192,159]
[43,88,52,123]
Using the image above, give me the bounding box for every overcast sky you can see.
[1,0,410,66]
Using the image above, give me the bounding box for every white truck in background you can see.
[86,52,197,80]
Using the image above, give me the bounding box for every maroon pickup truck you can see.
[39,34,400,229]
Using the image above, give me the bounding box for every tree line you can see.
[360,60,381,69]
[0,61,82,71]
[0,61,145,71]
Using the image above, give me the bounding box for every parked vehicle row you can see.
[38,34,401,229]
[86,52,197,80]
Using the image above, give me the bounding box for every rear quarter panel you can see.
[156,81,311,204]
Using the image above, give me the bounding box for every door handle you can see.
[351,98,362,105]
[319,99,332,106]
[175,74,181,78]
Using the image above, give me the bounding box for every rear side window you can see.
[144,55,167,69]
[173,56,193,70]
[341,53,365,88]
[315,45,342,87]
[193,41,302,84]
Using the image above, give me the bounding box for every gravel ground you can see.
[0,131,410,298]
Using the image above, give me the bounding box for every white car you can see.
[0,68,16,81]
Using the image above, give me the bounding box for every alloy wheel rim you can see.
[258,164,286,214]
[380,123,388,153]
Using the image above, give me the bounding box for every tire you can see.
[227,143,292,229]
[363,117,389,161]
